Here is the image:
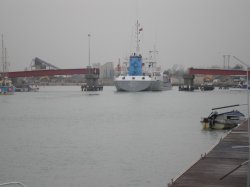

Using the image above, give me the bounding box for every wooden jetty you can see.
[168,121,248,187]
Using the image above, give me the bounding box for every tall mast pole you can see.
[88,34,91,66]
[4,47,7,73]
[1,34,4,74]
[136,0,139,55]
[136,20,140,54]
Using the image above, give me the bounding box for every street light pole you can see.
[233,56,250,187]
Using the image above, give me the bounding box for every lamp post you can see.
[233,56,250,186]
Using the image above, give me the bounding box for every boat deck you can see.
[168,121,248,187]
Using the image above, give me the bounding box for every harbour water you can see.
[0,86,247,187]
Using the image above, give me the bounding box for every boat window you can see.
[142,77,145,80]
[132,77,135,80]
[122,77,125,79]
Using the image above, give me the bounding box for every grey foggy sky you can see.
[0,0,250,71]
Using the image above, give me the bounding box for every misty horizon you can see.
[0,0,250,71]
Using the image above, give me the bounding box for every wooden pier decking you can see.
[168,121,248,187]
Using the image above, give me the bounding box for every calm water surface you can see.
[0,86,247,187]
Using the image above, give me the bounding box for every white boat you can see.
[201,104,246,130]
[114,21,171,92]
[229,84,250,91]
[15,84,39,92]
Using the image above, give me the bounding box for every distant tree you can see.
[232,64,244,70]
[211,65,220,69]
[169,64,186,77]
[163,70,170,75]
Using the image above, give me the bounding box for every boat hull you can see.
[149,80,172,91]
[114,76,171,92]
[15,85,39,92]
[201,110,245,130]
[115,80,152,92]
[202,121,238,130]
[201,115,246,129]
[82,91,101,95]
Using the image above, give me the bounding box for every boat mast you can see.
[4,47,6,73]
[136,20,140,55]
[88,34,91,66]
[1,34,4,74]
[4,47,8,73]
[153,45,158,62]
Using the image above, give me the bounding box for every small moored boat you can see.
[0,77,15,95]
[201,104,246,130]
[15,84,39,92]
